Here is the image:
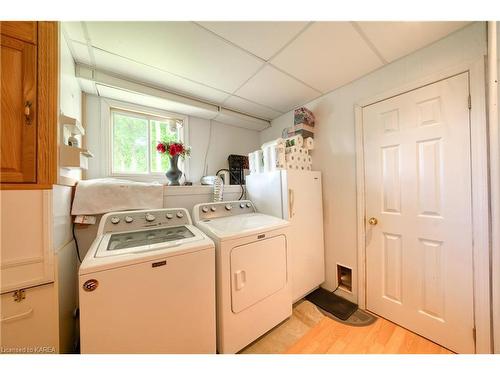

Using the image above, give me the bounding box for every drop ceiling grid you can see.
[84,21,267,94]
[66,22,282,115]
[64,23,232,105]
[201,22,322,114]
[269,22,386,94]
[90,47,231,104]
[65,21,311,117]
[353,21,471,63]
[195,21,310,61]
[62,21,472,120]
[190,21,322,116]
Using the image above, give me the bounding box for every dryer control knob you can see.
[110,216,120,224]
[145,213,156,222]
[166,213,174,219]
[246,203,252,208]
[225,204,232,211]
[240,203,245,209]
[202,206,209,213]
[124,216,134,223]
[210,206,217,212]
[176,211,184,218]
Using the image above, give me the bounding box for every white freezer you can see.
[246,170,325,302]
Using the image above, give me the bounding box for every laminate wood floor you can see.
[285,315,453,354]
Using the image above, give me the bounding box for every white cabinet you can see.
[0,190,60,353]
[0,283,59,353]
[0,190,54,293]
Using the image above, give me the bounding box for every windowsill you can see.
[163,184,243,196]
[103,174,244,196]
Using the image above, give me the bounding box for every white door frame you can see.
[354,58,491,353]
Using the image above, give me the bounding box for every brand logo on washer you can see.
[152,260,167,268]
[257,234,265,239]
[83,279,99,292]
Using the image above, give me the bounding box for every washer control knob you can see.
[225,204,232,211]
[246,202,252,208]
[240,203,245,209]
[202,206,209,213]
[166,213,174,219]
[176,211,184,218]
[145,213,156,222]
[210,206,217,212]
[110,217,120,225]
[124,216,134,223]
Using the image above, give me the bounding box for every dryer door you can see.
[230,235,287,314]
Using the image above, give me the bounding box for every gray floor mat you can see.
[305,288,358,320]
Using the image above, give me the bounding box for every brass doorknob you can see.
[368,217,378,225]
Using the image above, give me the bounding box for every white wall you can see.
[260,22,487,303]
[54,31,82,353]
[59,32,82,182]
[188,116,260,182]
[84,95,260,184]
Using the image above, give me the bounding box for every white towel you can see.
[71,178,164,215]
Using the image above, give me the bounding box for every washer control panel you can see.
[101,208,192,234]
[194,200,255,221]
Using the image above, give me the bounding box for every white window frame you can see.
[100,98,190,183]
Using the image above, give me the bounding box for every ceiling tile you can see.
[70,41,93,66]
[62,22,87,44]
[96,84,217,119]
[223,96,283,120]
[92,48,230,104]
[85,21,264,93]
[235,65,320,113]
[356,22,470,62]
[197,21,308,61]
[271,22,384,93]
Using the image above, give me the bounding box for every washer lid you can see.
[197,213,289,240]
[79,224,214,275]
[95,225,201,258]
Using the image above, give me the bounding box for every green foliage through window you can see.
[111,110,181,174]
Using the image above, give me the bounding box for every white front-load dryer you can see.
[193,200,292,353]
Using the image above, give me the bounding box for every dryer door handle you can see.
[234,270,246,291]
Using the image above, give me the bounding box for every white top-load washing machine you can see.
[192,200,292,354]
[79,208,216,354]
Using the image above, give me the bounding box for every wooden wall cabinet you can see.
[0,21,58,190]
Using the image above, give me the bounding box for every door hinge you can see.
[468,94,472,109]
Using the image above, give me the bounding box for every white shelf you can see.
[60,145,93,170]
[60,113,85,136]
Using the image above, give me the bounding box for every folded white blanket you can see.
[71,178,164,215]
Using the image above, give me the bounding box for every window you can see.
[110,107,186,178]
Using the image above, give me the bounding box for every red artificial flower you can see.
[169,143,179,156]
[156,143,166,153]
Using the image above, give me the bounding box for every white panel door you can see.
[363,72,474,353]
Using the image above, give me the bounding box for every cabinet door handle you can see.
[1,308,34,323]
[24,101,32,125]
